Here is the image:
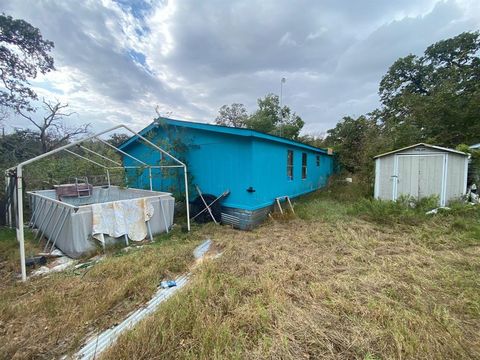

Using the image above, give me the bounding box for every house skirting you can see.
[220,205,273,230]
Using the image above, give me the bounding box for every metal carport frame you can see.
[5,124,191,281]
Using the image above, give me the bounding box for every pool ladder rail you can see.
[75,177,92,198]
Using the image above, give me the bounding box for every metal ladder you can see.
[75,177,92,198]
[275,196,295,214]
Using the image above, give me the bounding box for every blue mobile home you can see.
[119,118,334,229]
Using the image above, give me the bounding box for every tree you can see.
[0,106,8,127]
[323,115,387,181]
[245,94,304,139]
[378,31,480,148]
[17,98,90,153]
[108,133,131,147]
[298,133,327,148]
[214,95,305,140]
[0,14,55,112]
[215,103,248,127]
[0,128,42,165]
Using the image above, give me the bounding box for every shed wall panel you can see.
[416,155,444,199]
[374,144,468,205]
[446,153,467,200]
[378,155,394,200]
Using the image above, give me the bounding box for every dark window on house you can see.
[302,153,307,179]
[287,150,293,180]
[316,155,320,166]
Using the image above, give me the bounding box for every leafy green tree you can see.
[457,144,480,185]
[298,133,327,148]
[215,94,305,140]
[324,115,385,180]
[379,31,480,148]
[245,93,304,139]
[0,129,42,165]
[0,14,55,112]
[215,103,248,128]
[108,133,131,147]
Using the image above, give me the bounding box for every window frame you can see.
[287,150,294,180]
[302,152,307,179]
[316,155,320,167]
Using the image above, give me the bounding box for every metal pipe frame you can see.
[47,207,71,253]
[43,205,67,252]
[33,202,55,242]
[37,203,58,243]
[64,149,110,169]
[78,145,122,166]
[9,123,190,281]
[28,196,45,228]
[96,138,148,166]
[109,165,184,169]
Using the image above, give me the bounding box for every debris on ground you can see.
[75,239,220,360]
[74,255,105,270]
[426,207,451,215]
[193,239,211,259]
[122,245,144,252]
[38,249,64,258]
[31,256,77,277]
[160,280,177,288]
[25,256,47,267]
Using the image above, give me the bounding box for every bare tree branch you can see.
[15,98,88,152]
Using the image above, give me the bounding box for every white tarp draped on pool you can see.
[28,186,175,258]
[92,197,155,243]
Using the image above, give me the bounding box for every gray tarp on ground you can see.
[28,186,174,258]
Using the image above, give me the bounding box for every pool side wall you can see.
[28,186,174,258]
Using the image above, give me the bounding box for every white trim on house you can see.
[374,158,380,199]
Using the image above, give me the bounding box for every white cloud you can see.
[1,0,479,134]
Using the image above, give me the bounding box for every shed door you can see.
[394,154,445,205]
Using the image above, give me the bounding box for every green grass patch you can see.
[0,225,207,359]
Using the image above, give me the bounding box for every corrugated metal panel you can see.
[378,155,394,200]
[446,153,468,199]
[374,146,468,205]
[221,213,240,228]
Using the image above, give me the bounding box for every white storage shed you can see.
[374,143,468,206]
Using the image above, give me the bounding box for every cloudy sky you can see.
[2,0,479,135]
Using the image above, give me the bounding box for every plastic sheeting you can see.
[92,197,155,242]
[28,186,174,258]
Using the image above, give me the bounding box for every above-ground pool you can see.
[28,186,174,258]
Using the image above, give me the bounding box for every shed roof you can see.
[470,143,480,149]
[119,117,330,154]
[374,143,467,159]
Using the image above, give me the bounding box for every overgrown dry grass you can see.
[1,184,479,359]
[0,228,43,286]
[102,187,480,359]
[0,226,208,359]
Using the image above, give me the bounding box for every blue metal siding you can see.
[249,139,333,209]
[122,123,333,211]
[183,129,253,209]
[123,126,254,209]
